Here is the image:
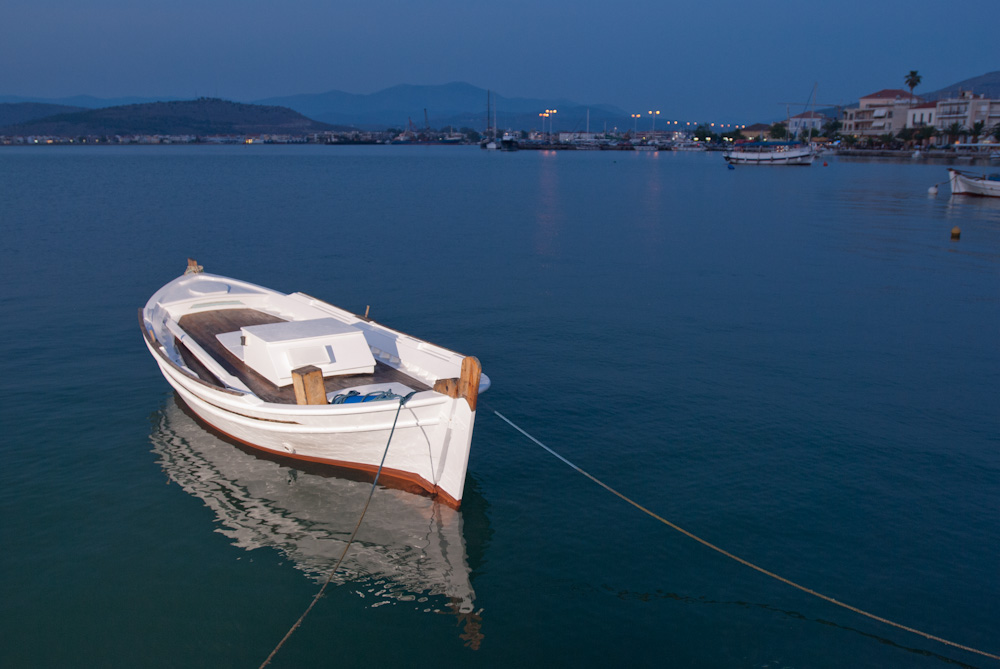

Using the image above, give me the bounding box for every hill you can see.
[0,94,175,109]
[922,70,1000,101]
[257,82,628,132]
[0,102,86,126]
[0,99,340,137]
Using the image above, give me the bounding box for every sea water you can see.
[0,145,997,667]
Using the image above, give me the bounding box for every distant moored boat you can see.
[723,141,814,165]
[948,168,1000,198]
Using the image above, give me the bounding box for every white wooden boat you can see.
[723,141,814,165]
[150,398,478,616]
[141,262,489,507]
[948,168,1000,198]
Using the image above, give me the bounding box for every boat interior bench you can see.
[177,308,429,404]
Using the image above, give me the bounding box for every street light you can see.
[631,113,641,135]
[545,109,558,139]
[648,110,660,133]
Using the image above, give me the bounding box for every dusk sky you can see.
[4,0,998,123]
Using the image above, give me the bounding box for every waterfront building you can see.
[929,90,1000,144]
[788,111,829,138]
[742,123,774,140]
[841,89,921,137]
[906,101,937,129]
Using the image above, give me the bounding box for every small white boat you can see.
[141,262,489,507]
[723,141,814,165]
[948,168,1000,198]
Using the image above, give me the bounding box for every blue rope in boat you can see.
[491,409,1000,663]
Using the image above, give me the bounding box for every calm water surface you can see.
[1,146,998,667]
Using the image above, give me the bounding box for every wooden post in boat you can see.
[292,365,326,405]
[433,377,459,397]
[458,356,481,411]
[433,356,481,411]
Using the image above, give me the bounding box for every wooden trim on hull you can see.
[173,394,463,509]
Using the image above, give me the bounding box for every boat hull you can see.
[948,169,1000,197]
[147,340,475,506]
[723,149,814,165]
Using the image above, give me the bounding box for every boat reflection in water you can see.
[150,396,482,643]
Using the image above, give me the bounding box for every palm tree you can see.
[944,122,965,145]
[969,121,986,144]
[820,119,841,141]
[904,70,922,103]
[916,125,936,147]
[897,127,916,148]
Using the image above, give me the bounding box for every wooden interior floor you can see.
[177,308,429,404]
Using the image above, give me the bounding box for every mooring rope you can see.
[492,409,1000,663]
[258,397,409,669]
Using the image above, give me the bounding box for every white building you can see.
[842,89,921,137]
[931,90,1000,141]
[906,101,937,129]
[788,111,828,138]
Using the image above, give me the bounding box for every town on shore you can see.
[3,75,999,158]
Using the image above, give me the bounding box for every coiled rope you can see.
[493,409,999,663]
[258,397,409,669]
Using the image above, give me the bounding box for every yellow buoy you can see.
[951,226,961,240]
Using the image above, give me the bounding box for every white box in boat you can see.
[227,317,376,386]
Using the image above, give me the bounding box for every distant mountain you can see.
[0,102,86,126]
[921,70,1000,101]
[256,82,628,132]
[4,71,997,135]
[0,99,341,136]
